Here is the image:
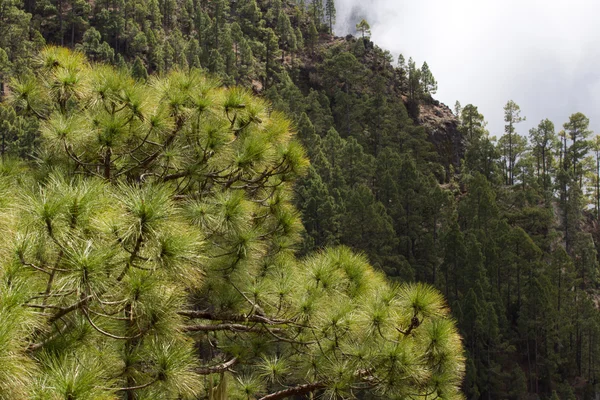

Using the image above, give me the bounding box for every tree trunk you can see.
[596,153,599,220]
[508,121,513,185]
[58,0,64,46]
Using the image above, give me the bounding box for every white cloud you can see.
[334,0,600,136]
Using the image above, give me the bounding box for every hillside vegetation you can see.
[1,0,600,399]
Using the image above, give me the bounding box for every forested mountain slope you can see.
[1,0,600,399]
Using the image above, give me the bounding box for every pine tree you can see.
[502,100,526,185]
[420,61,438,96]
[325,0,336,34]
[78,27,114,62]
[276,11,296,62]
[11,0,600,394]
[356,18,371,39]
[231,22,244,66]
[265,0,283,25]
[0,103,38,159]
[211,0,230,48]
[220,23,236,79]
[207,48,226,76]
[397,54,408,90]
[564,112,592,185]
[263,28,281,88]
[407,57,422,117]
[309,0,324,28]
[460,104,486,145]
[67,0,90,46]
[0,0,41,83]
[307,18,319,53]
[131,55,148,80]
[0,45,467,400]
[592,135,600,219]
[498,129,527,186]
[441,218,467,303]
[0,48,9,99]
[454,100,462,118]
[238,0,262,36]
[296,166,341,250]
[529,118,556,191]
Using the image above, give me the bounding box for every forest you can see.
[0,0,600,399]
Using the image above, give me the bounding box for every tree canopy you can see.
[355,19,371,39]
[0,47,465,400]
[2,0,600,397]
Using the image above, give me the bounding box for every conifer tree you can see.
[460,104,486,145]
[397,54,408,90]
[454,100,462,118]
[231,22,244,66]
[276,11,297,62]
[502,100,526,185]
[420,61,438,96]
[0,46,467,400]
[441,218,467,302]
[0,48,10,99]
[9,0,600,393]
[407,57,422,117]
[593,135,600,219]
[0,103,38,159]
[307,18,319,53]
[296,166,341,250]
[529,118,556,191]
[238,0,262,36]
[499,131,527,186]
[263,28,281,88]
[67,0,90,46]
[78,27,114,62]
[294,26,304,49]
[309,0,324,27]
[356,18,371,39]
[564,112,592,186]
[0,0,41,84]
[211,0,230,48]
[325,0,336,34]
[220,23,236,78]
[265,0,283,25]
[208,47,226,76]
[131,55,148,80]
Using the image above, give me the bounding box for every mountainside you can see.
[1,0,600,399]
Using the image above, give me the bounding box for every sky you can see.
[334,0,600,138]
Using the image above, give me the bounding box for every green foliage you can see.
[0,47,465,400]
[420,61,437,96]
[77,27,114,63]
[0,103,39,158]
[2,0,600,397]
[131,56,148,81]
[356,19,371,39]
[564,112,592,182]
[325,0,336,34]
[501,100,526,185]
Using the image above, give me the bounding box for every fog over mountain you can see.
[335,0,600,137]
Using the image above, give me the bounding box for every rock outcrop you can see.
[418,101,464,169]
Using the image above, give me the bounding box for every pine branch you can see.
[183,323,283,334]
[47,295,94,324]
[258,382,326,400]
[396,316,421,336]
[196,357,238,375]
[179,310,291,325]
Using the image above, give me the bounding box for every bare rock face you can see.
[418,101,464,169]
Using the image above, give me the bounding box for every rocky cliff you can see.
[418,101,464,170]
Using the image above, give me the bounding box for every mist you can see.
[334,0,600,137]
